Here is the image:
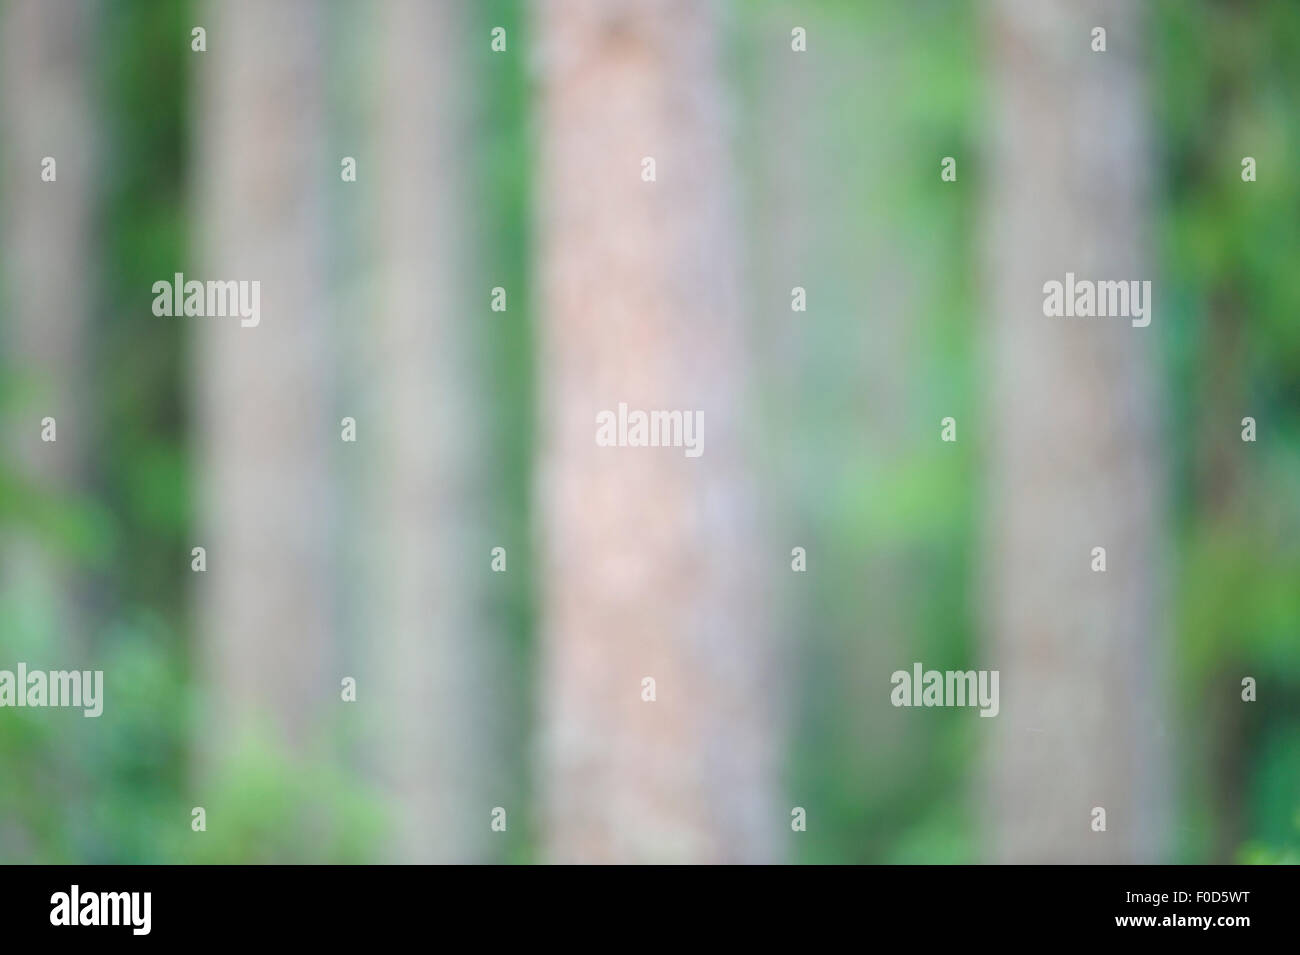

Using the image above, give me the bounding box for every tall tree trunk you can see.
[192,0,334,758]
[1,0,96,655]
[533,0,781,863]
[982,0,1169,862]
[360,0,496,863]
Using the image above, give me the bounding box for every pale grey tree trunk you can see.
[0,0,97,656]
[192,0,335,758]
[534,0,781,863]
[982,0,1169,862]
[358,0,497,863]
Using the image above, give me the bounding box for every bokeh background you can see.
[1,0,1298,863]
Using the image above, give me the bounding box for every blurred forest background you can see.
[1,0,1297,864]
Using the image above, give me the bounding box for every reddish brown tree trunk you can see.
[534,0,782,863]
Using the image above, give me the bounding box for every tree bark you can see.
[982,0,1169,862]
[0,0,97,656]
[192,0,335,758]
[359,0,496,863]
[533,0,781,863]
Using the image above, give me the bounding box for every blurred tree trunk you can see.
[533,0,781,863]
[192,0,335,758]
[982,0,1169,861]
[359,0,497,863]
[0,0,96,655]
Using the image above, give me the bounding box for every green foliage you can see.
[1155,0,1300,861]
[182,734,387,865]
